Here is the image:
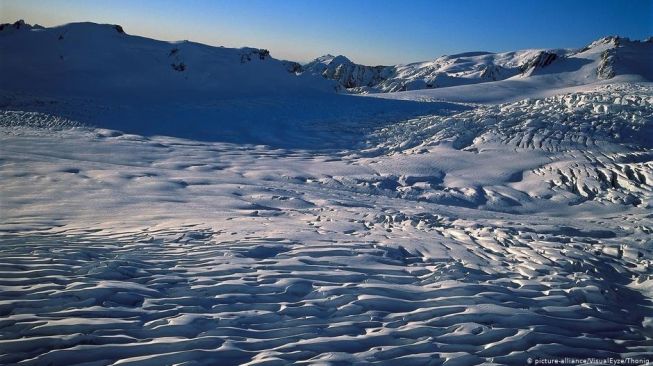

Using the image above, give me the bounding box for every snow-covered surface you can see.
[1,21,653,365]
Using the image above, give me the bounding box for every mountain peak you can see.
[329,55,352,64]
[0,19,44,32]
[584,35,624,50]
[311,54,352,65]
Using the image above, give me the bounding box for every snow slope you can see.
[1,20,652,366]
[0,20,335,100]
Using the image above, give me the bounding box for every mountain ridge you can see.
[0,20,651,101]
[302,35,652,93]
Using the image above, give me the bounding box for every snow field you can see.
[1,83,652,364]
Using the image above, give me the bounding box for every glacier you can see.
[0,20,652,365]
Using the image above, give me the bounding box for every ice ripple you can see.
[0,227,650,365]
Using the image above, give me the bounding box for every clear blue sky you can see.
[1,0,651,64]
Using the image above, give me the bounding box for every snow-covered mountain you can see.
[302,54,394,90]
[0,20,336,101]
[302,36,653,93]
[1,20,650,100]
